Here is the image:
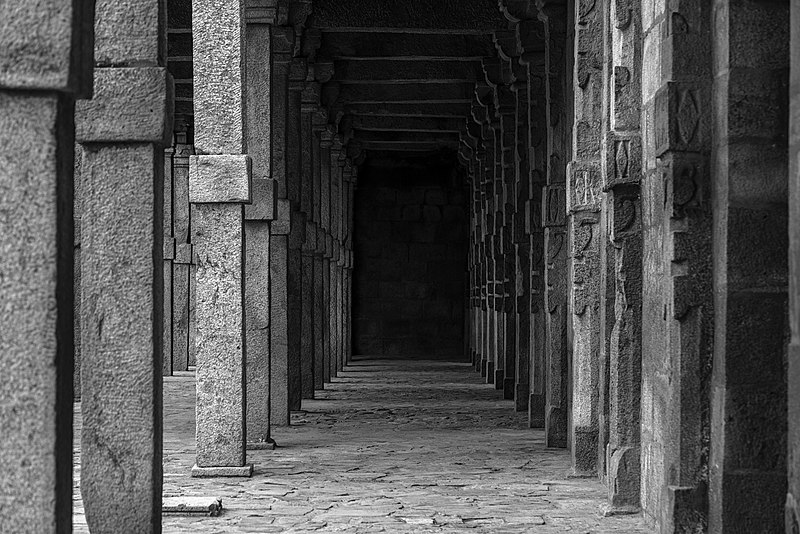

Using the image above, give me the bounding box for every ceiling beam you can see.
[342,102,472,117]
[350,115,465,132]
[333,59,483,84]
[320,32,497,59]
[327,82,474,104]
[309,0,508,31]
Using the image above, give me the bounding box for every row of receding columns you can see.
[462,0,796,530]
[1,0,359,531]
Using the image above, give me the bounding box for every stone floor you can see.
[73,359,652,533]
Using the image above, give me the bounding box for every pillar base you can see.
[247,439,276,450]
[191,464,253,478]
[503,377,515,400]
[493,368,504,389]
[529,393,546,429]
[600,504,639,517]
[163,497,223,516]
[515,384,529,412]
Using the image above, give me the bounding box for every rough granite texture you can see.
[79,143,163,533]
[189,155,253,204]
[245,221,272,445]
[192,0,246,154]
[0,93,74,534]
[94,1,164,67]
[193,203,247,468]
[75,67,174,145]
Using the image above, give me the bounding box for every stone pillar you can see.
[0,2,92,530]
[300,81,320,398]
[74,148,84,401]
[567,0,604,476]
[312,111,328,389]
[164,144,175,376]
[320,127,334,383]
[518,17,548,428]
[788,3,800,531]
[270,25,300,426]
[76,0,172,527]
[244,4,278,448]
[639,2,713,530]
[173,132,194,371]
[537,3,571,450]
[602,0,643,513]
[189,0,252,477]
[287,56,306,411]
[709,1,789,531]
[329,138,344,378]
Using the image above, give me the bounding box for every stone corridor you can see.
[74,360,649,533]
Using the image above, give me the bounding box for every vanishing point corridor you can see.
[73,360,649,533]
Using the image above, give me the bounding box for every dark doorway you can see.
[352,151,468,360]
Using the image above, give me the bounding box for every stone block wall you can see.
[353,154,468,359]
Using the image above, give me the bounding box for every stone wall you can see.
[353,154,468,359]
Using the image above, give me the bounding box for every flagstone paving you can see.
[73,359,652,533]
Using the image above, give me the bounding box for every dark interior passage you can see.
[353,152,468,359]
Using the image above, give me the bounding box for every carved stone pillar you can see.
[538,2,570,450]
[189,0,252,478]
[602,0,643,514]
[639,1,713,530]
[0,2,92,530]
[320,127,334,383]
[312,111,328,389]
[568,0,604,477]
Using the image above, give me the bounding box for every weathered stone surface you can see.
[173,259,191,372]
[193,203,247,468]
[270,235,292,426]
[162,496,223,516]
[0,93,75,534]
[75,67,174,144]
[189,155,253,204]
[191,464,253,478]
[94,1,164,67]
[79,144,163,532]
[0,2,93,93]
[192,0,246,154]
[245,221,271,445]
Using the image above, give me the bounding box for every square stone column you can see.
[709,2,789,531]
[243,1,280,449]
[566,0,605,477]
[0,2,93,531]
[172,133,194,371]
[164,145,175,376]
[639,1,713,530]
[538,4,570,450]
[789,3,800,531]
[190,0,252,477]
[76,1,174,530]
[599,0,644,514]
[312,111,328,389]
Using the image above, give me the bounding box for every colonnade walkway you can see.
[72,360,649,533]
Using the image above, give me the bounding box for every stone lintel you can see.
[245,179,278,221]
[321,32,496,59]
[76,67,174,145]
[191,464,253,478]
[351,115,465,132]
[333,82,474,104]
[0,1,94,95]
[190,155,253,204]
[310,0,507,30]
[344,102,471,117]
[333,59,483,83]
